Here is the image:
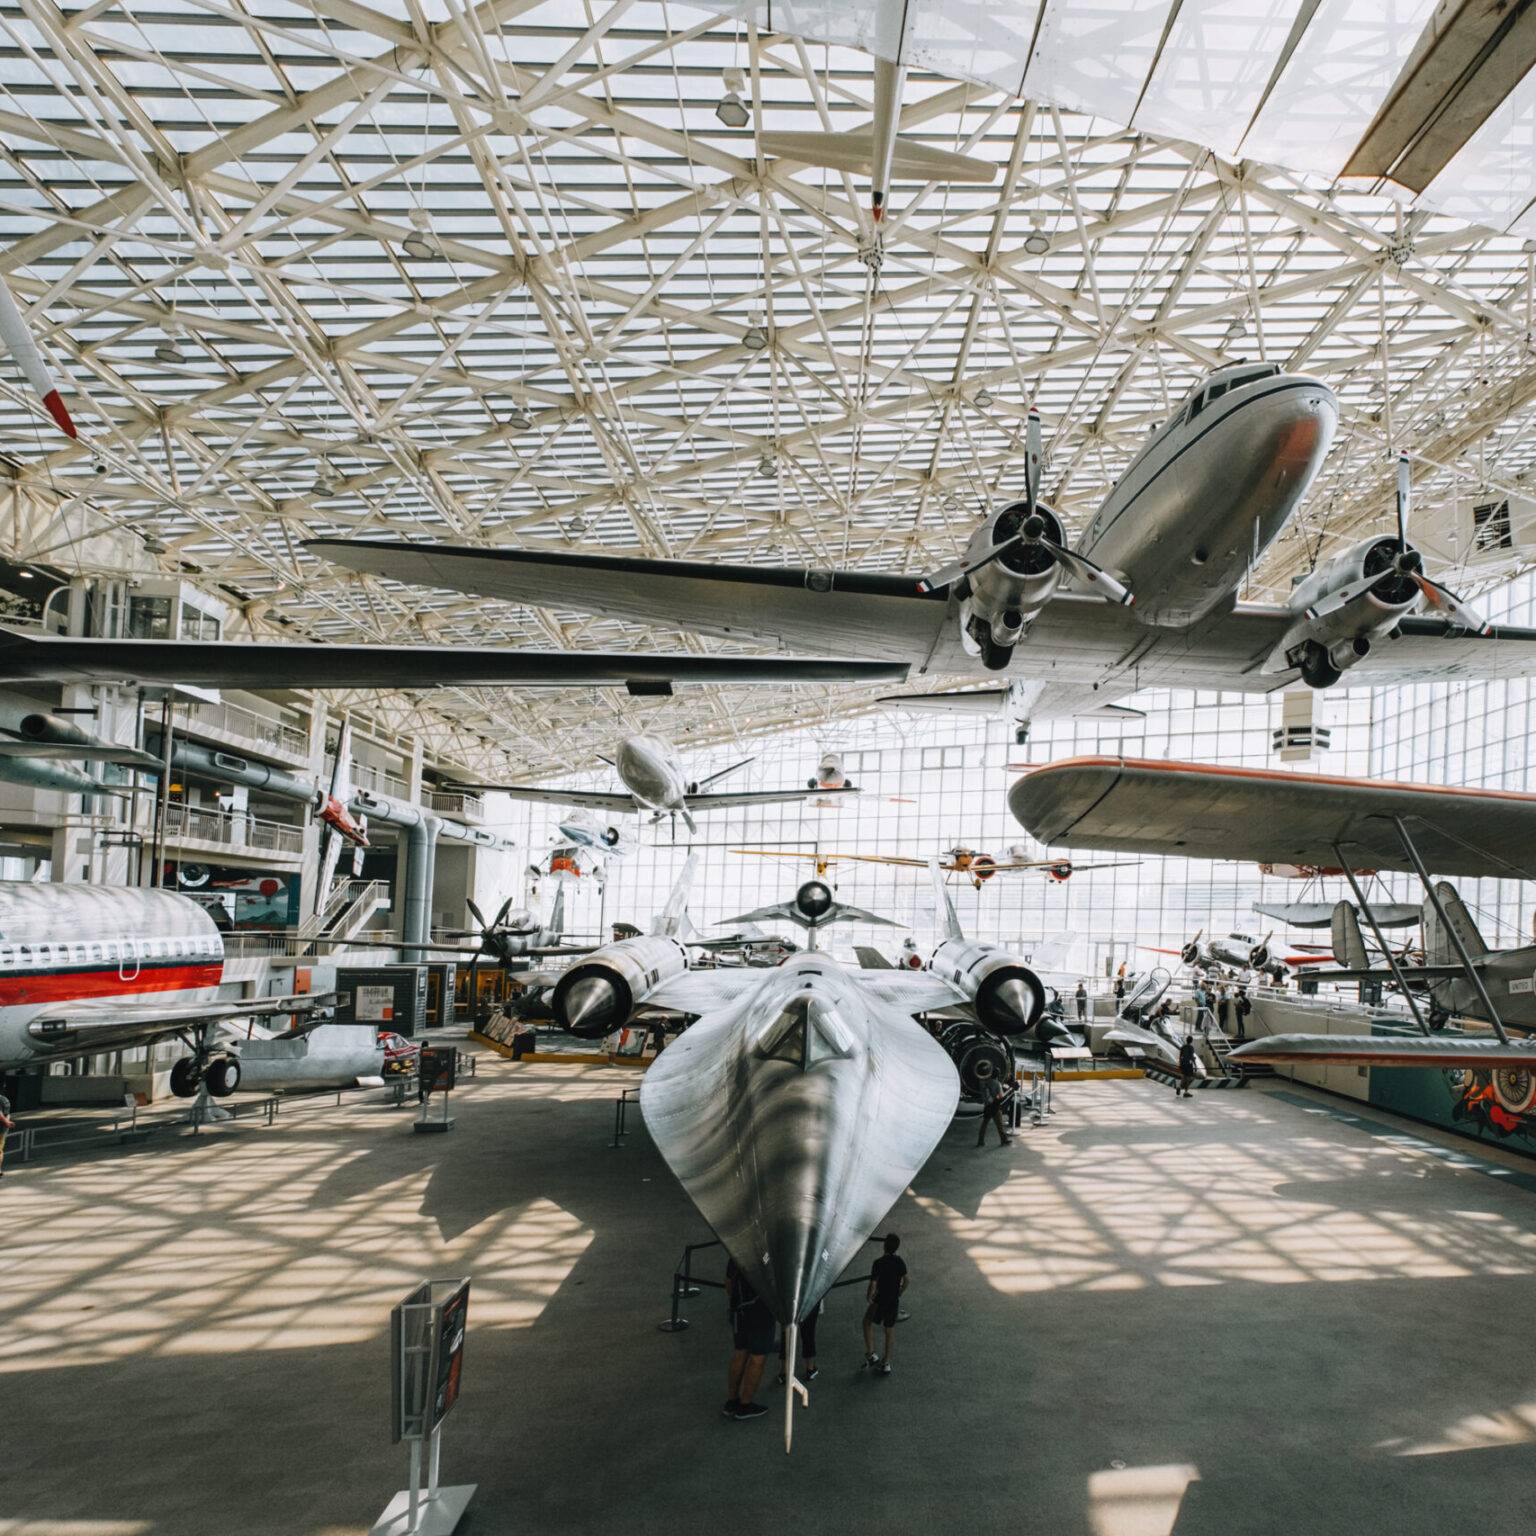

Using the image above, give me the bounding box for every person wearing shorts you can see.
[862,1233,908,1376]
[724,1257,772,1421]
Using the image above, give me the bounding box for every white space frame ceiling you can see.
[4,0,1536,775]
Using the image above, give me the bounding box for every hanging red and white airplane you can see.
[0,883,326,1096]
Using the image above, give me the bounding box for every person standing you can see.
[1074,980,1088,1027]
[1177,1035,1199,1098]
[778,1296,822,1385]
[0,1090,12,1177]
[1215,986,1232,1035]
[1235,986,1252,1039]
[1113,975,1126,1010]
[1191,979,1208,1029]
[863,1234,908,1376]
[975,1074,1012,1147]
[723,1257,772,1421]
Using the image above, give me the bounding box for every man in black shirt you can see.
[862,1233,908,1376]
[723,1257,773,1421]
[1177,1034,1198,1098]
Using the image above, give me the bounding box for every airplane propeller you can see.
[1305,456,1490,633]
[917,410,1134,606]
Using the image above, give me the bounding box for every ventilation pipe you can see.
[158,744,509,956]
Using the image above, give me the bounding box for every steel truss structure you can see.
[3,0,1536,775]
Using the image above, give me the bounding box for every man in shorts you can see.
[723,1256,772,1421]
[862,1233,908,1376]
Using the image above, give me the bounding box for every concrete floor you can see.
[6,1063,1536,1536]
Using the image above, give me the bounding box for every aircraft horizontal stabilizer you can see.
[1230,1033,1536,1069]
[758,130,996,183]
[0,742,161,766]
[1253,900,1421,930]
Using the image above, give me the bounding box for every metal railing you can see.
[184,697,309,760]
[351,761,410,799]
[164,804,305,855]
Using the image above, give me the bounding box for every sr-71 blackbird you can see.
[312,368,1536,738]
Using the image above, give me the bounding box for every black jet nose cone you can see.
[796,880,834,920]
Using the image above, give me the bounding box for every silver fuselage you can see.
[640,954,959,1324]
[616,733,687,814]
[1081,368,1337,627]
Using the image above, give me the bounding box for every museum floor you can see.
[6,1061,1536,1536]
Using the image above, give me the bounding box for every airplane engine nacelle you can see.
[939,1023,1016,1100]
[1285,535,1422,688]
[552,935,688,1038]
[1180,940,1202,965]
[928,939,1046,1037]
[1248,941,1272,969]
[960,502,1066,669]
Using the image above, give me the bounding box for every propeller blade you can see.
[465,896,487,931]
[1043,539,1134,606]
[1415,575,1491,635]
[1396,453,1410,548]
[1024,408,1041,518]
[1303,571,1380,620]
[493,895,515,930]
[917,532,1027,594]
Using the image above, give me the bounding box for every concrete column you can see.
[402,814,443,958]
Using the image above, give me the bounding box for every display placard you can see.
[431,1280,470,1429]
[356,984,397,1022]
[420,1045,458,1094]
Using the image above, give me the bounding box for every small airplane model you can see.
[449,733,853,834]
[1144,928,1336,985]
[732,844,1135,887]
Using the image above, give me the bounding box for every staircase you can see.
[299,879,390,953]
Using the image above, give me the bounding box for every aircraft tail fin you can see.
[547,884,567,942]
[855,945,894,970]
[1427,881,1487,964]
[1330,901,1370,972]
[656,853,698,938]
[930,856,964,942]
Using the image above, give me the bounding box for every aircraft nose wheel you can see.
[169,1056,200,1098]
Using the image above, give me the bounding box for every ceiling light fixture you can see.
[402,206,440,260]
[757,454,776,477]
[716,69,750,129]
[154,334,186,365]
[506,409,534,431]
[742,324,768,351]
[974,388,994,408]
[1024,232,1050,256]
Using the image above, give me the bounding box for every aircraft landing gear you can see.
[1298,640,1342,690]
[168,1034,241,1098]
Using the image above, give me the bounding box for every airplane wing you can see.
[1303,964,1467,982]
[26,992,330,1054]
[310,540,1536,696]
[448,784,638,812]
[1012,757,1536,879]
[0,742,161,766]
[1254,900,1422,929]
[689,786,855,810]
[0,628,907,690]
[721,901,799,925]
[828,901,901,927]
[643,968,768,1015]
[858,971,969,1015]
[1230,1034,1536,1069]
[854,946,894,969]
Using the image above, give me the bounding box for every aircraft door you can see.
[117,938,141,982]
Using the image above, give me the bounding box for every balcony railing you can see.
[183,697,309,762]
[351,761,410,800]
[163,805,305,856]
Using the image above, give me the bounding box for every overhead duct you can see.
[157,744,510,952]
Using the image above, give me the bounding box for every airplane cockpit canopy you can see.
[1181,362,1283,423]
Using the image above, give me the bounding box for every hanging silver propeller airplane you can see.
[311,366,1536,741]
[446,732,853,834]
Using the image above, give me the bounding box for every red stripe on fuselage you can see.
[0,961,223,1007]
